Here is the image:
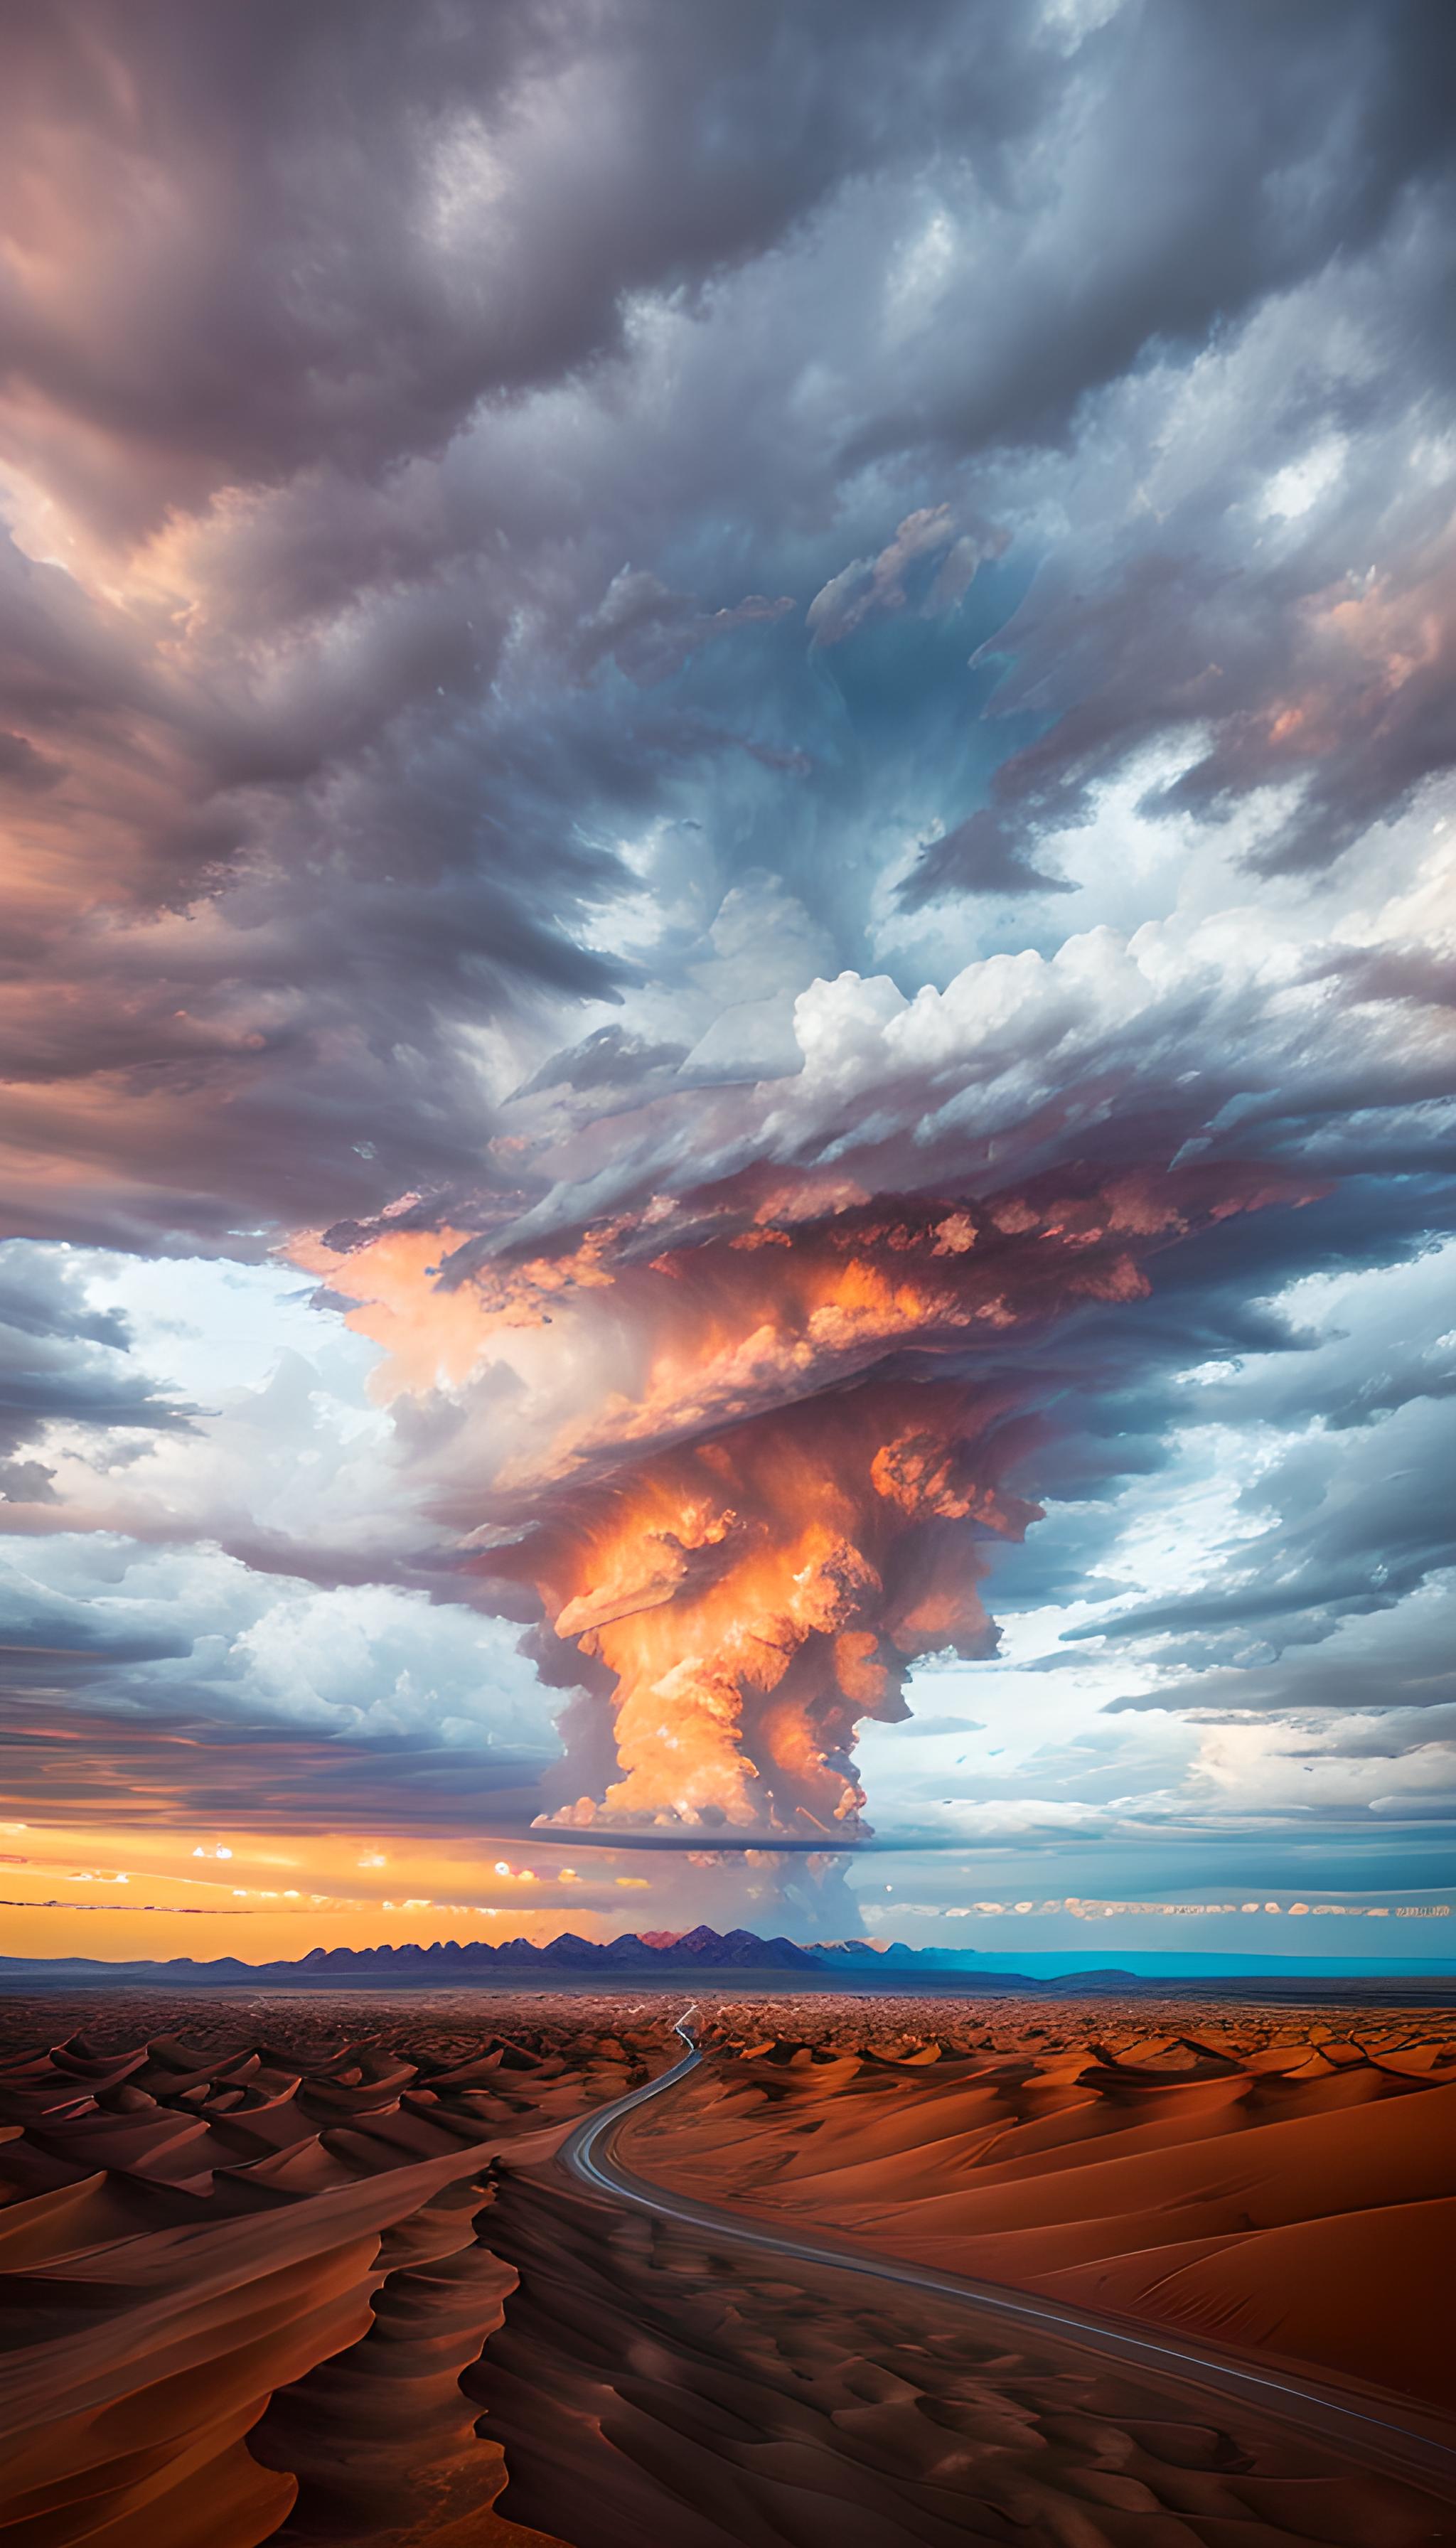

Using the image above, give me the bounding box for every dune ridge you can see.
[469,2153,1455,2547]
[623,1994,1456,2416]
[0,1995,672,2547]
[1,1988,1452,2548]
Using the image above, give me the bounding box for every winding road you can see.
[559,2011,1456,2501]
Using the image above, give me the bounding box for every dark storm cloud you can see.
[1065,1402,1455,1648]
[513,1027,692,1102]
[861,1,1456,460]
[1105,1616,1456,1722]
[0,0,1452,1251]
[0,1691,551,1836]
[0,1246,194,1497]
[475,899,1456,1268]
[901,469,1456,906]
[960,1197,1455,1728]
[1028,1214,1456,1671]
[571,574,796,688]
[8,1,1447,526]
[0,0,1041,528]
[0,728,60,791]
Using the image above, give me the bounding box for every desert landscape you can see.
[0,1988,1452,2547]
[0,1989,674,2547]
[625,1994,1456,2414]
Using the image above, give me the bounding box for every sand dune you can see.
[624,1996,1456,2416]
[0,1993,669,2547]
[470,2147,1455,2548]
[1,1988,1452,2547]
[1040,2195,1456,2404]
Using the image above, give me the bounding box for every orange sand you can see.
[1,1989,1452,2547]
[0,1993,669,2547]
[625,1994,1456,2416]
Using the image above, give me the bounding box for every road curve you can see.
[557,2012,1456,2501]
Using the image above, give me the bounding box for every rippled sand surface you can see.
[473,2164,1455,2548]
[0,1989,1452,2547]
[626,1995,1456,2412]
[0,1990,667,2547]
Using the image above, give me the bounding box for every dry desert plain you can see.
[0,1986,1452,2547]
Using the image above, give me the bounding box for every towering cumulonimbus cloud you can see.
[301,1157,1310,1836]
[519,1377,1035,1835]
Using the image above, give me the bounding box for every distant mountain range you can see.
[0,1925,1449,1992]
[0,1925,1037,1987]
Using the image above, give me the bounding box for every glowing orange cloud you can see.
[299,1162,1310,1839]
[521,1382,1038,1834]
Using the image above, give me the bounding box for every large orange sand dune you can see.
[626,1996,1456,2415]
[0,1990,1452,2548]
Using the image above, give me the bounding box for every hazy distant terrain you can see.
[4,1924,1453,1996]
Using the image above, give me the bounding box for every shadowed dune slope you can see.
[0,1995,672,2548]
[1,1990,1452,2548]
[468,2155,1456,2548]
[624,1997,1456,2414]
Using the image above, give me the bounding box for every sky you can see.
[1,0,1454,1965]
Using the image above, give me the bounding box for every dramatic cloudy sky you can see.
[2,0,1454,1963]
